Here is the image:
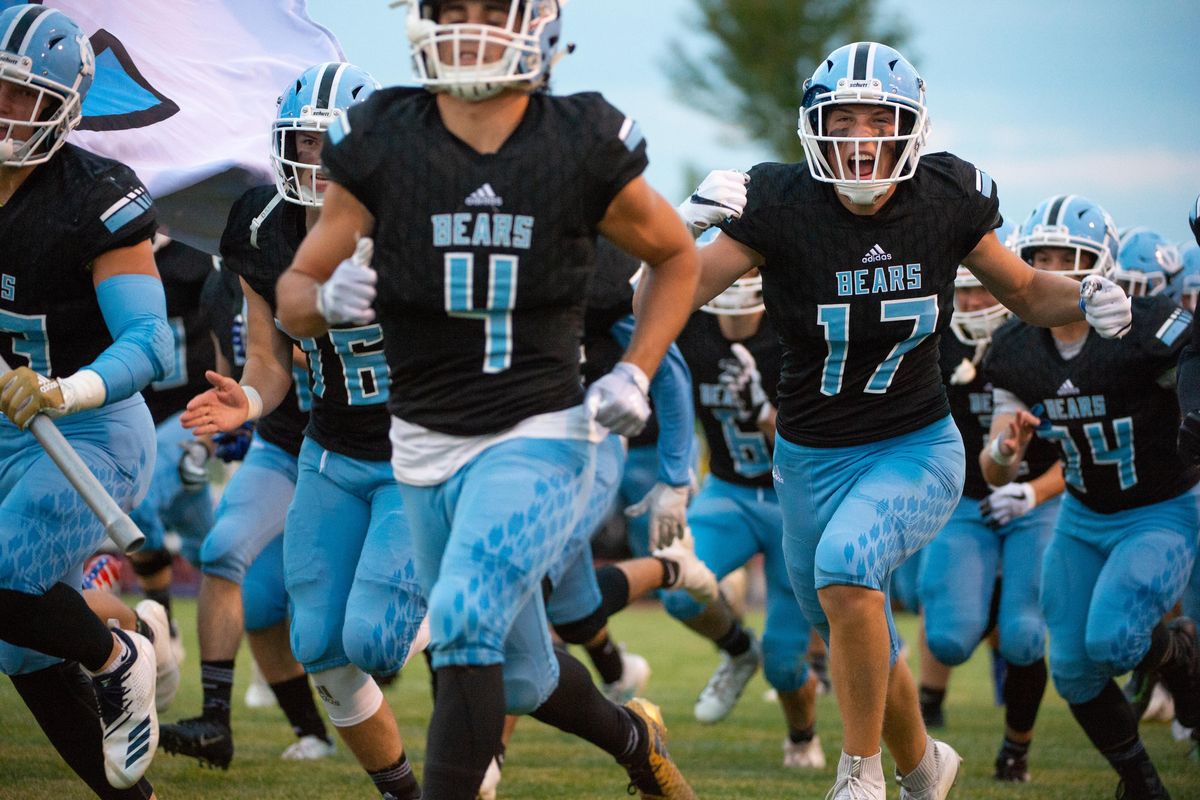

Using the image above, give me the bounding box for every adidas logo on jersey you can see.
[861,244,891,263]
[1057,378,1081,396]
[465,183,503,207]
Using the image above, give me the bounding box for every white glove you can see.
[626,481,692,549]
[653,529,719,603]
[719,343,768,422]
[316,237,377,326]
[979,482,1037,528]
[585,361,650,437]
[177,439,211,493]
[677,169,749,230]
[1079,275,1132,339]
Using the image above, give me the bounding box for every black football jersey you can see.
[717,153,1000,447]
[1179,319,1200,415]
[677,312,780,488]
[199,265,246,380]
[322,88,648,436]
[143,241,218,424]
[983,296,1199,513]
[222,185,389,460]
[218,187,313,458]
[940,334,1059,500]
[0,144,156,379]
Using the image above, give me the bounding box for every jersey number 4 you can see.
[817,296,938,396]
[1040,417,1137,493]
[445,253,518,374]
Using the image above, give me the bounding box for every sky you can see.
[307,0,1200,243]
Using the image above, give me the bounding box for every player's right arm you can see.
[180,279,293,435]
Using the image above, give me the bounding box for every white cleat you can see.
[899,739,962,800]
[1143,683,1176,722]
[826,752,886,800]
[91,629,159,789]
[476,755,502,800]
[654,529,718,603]
[281,734,336,761]
[134,599,179,714]
[602,650,652,705]
[694,631,761,724]
[244,660,276,709]
[783,734,826,769]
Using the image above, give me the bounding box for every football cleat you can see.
[899,739,962,800]
[476,754,503,800]
[694,632,761,724]
[244,660,276,709]
[134,599,179,714]
[602,650,652,705]
[91,629,159,789]
[160,715,234,769]
[619,698,696,800]
[993,748,1030,783]
[281,734,336,761]
[783,735,826,769]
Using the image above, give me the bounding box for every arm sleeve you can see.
[86,274,174,402]
[609,315,696,487]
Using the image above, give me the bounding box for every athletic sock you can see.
[899,735,939,791]
[1004,658,1047,734]
[919,685,946,720]
[368,752,420,800]
[422,664,505,800]
[200,659,235,727]
[531,650,642,760]
[788,724,815,744]
[1069,680,1167,794]
[270,674,329,741]
[715,621,751,657]
[586,632,625,685]
[0,583,115,672]
[998,736,1030,761]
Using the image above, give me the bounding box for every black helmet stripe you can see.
[314,62,340,110]
[2,4,49,53]
[851,42,870,80]
[1046,195,1068,227]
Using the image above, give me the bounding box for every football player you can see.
[0,5,174,795]
[276,2,700,798]
[1112,228,1180,298]
[680,42,1132,800]
[174,62,424,798]
[661,269,825,768]
[982,194,1199,800]
[917,220,1064,783]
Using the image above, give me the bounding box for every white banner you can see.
[43,0,344,253]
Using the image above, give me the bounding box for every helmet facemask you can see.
[0,52,83,167]
[270,111,336,207]
[702,274,764,316]
[407,0,561,102]
[950,267,1009,346]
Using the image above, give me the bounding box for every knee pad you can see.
[553,605,608,646]
[310,664,384,728]
[503,670,550,716]
[762,641,808,694]
[129,548,173,577]
[998,622,1046,667]
[925,632,972,668]
[661,587,704,622]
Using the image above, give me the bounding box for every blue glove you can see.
[213,421,255,463]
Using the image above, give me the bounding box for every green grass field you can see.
[1,600,1197,799]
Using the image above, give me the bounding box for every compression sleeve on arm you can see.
[86,273,174,404]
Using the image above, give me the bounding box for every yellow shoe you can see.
[621,698,697,800]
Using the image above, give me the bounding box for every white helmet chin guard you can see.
[950,266,1009,346]
[406,0,564,102]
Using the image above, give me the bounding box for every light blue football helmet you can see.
[798,42,929,206]
[1172,242,1200,312]
[1012,194,1119,279]
[406,0,564,102]
[271,62,379,206]
[0,4,94,166]
[952,218,1015,345]
[1113,227,1179,297]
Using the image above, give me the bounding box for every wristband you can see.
[989,434,1015,467]
[242,384,264,422]
[54,369,107,414]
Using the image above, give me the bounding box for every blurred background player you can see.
[0,4,174,794]
[983,193,1199,800]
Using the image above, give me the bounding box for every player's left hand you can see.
[177,439,211,493]
[720,343,768,422]
[979,482,1037,528]
[0,366,64,428]
[586,361,650,437]
[1080,275,1132,339]
[1178,410,1200,465]
[626,481,692,549]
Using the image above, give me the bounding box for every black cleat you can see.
[160,715,234,769]
[1158,618,1200,729]
[993,751,1030,783]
